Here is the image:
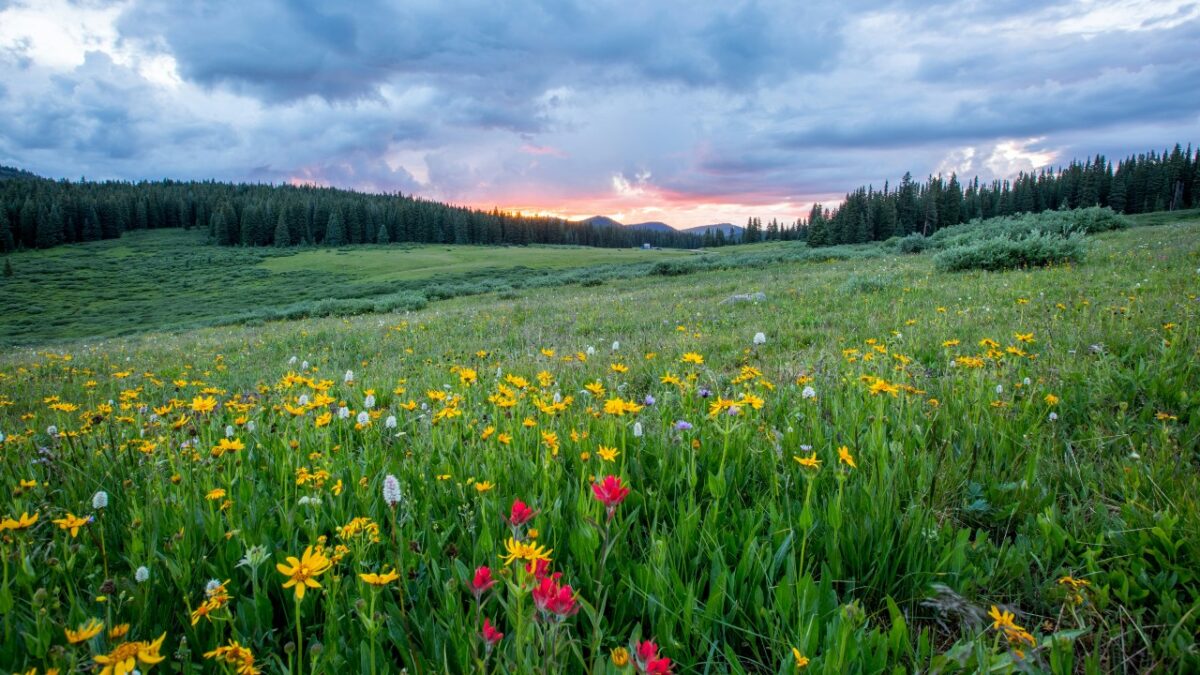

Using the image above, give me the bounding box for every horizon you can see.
[1,1,1199,229]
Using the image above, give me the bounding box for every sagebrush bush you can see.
[934,232,1084,271]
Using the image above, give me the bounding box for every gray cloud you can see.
[0,0,1197,226]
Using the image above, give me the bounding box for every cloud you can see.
[0,0,1197,228]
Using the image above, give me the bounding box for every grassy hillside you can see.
[0,219,1197,672]
[0,229,692,344]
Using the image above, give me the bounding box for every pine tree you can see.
[0,207,14,252]
[36,204,65,248]
[325,211,345,246]
[82,205,102,242]
[376,222,390,244]
[274,212,291,247]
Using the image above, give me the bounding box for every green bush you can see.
[897,234,931,254]
[934,232,1085,272]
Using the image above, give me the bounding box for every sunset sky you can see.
[1,0,1198,228]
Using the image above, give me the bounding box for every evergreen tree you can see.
[376,222,390,244]
[274,212,291,247]
[325,211,345,246]
[0,206,13,252]
[36,204,65,248]
[82,205,102,242]
[3,258,11,277]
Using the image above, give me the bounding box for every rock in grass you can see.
[721,292,767,304]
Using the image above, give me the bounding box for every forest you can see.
[0,169,708,252]
[2,143,1197,252]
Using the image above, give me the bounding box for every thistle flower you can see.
[224,425,234,438]
[364,394,376,409]
[382,475,402,507]
[674,420,692,431]
[92,491,109,510]
[135,566,150,583]
[643,394,656,406]
[633,422,643,437]
[47,425,58,437]
[801,386,816,399]
[337,406,350,419]
[385,415,397,428]
[753,332,766,345]
[611,341,620,351]
[1049,412,1058,422]
[356,411,370,426]
[344,370,354,383]
[301,360,310,370]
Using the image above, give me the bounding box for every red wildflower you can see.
[634,640,672,675]
[471,565,497,599]
[532,574,579,620]
[507,499,536,527]
[592,475,630,520]
[524,558,554,580]
[481,617,504,646]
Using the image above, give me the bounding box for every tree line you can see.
[0,173,711,252]
[800,143,1200,247]
[2,142,1196,253]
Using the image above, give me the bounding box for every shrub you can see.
[933,232,1084,272]
[897,234,931,254]
[840,272,897,294]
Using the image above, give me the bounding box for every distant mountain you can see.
[625,220,676,233]
[683,223,744,238]
[580,215,623,228]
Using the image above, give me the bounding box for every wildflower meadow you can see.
[1,219,1198,673]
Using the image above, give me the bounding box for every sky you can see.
[1,0,1198,229]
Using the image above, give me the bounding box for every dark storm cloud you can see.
[115,0,841,103]
[1,0,1198,225]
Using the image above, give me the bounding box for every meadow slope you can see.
[0,221,1198,673]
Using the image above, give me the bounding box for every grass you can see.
[0,217,1197,673]
[0,230,691,345]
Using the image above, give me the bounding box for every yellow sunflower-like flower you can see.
[93,633,166,675]
[276,546,332,601]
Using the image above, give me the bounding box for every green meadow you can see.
[0,229,692,345]
[1,212,1197,673]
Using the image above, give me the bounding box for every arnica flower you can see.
[612,646,631,667]
[204,639,260,675]
[500,537,552,566]
[65,617,104,643]
[634,639,673,674]
[471,565,497,599]
[837,446,857,469]
[52,512,90,537]
[276,546,332,601]
[592,475,630,520]
[359,569,400,587]
[481,617,504,647]
[793,453,821,470]
[532,574,579,620]
[382,474,402,507]
[93,633,166,675]
[507,499,536,527]
[791,647,810,668]
[0,511,38,531]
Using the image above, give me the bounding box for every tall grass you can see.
[1,222,1197,673]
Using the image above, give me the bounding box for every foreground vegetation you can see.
[1,216,1197,673]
